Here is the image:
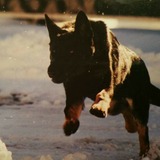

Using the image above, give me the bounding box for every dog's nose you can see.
[48,65,54,78]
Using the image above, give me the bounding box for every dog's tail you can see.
[150,84,160,106]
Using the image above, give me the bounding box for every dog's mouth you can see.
[48,65,66,83]
[48,72,65,84]
[51,77,64,84]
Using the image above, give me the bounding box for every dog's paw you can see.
[90,89,112,118]
[90,106,106,118]
[90,100,109,118]
[63,119,80,136]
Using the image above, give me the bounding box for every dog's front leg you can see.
[90,89,113,118]
[63,97,84,136]
[63,81,85,136]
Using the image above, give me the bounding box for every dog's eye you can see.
[51,50,56,56]
[69,50,74,54]
[50,54,54,61]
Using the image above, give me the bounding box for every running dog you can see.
[45,11,160,157]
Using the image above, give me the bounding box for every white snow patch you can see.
[0,139,12,160]
[145,140,160,160]
[63,152,88,160]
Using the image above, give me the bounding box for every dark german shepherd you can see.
[45,11,160,157]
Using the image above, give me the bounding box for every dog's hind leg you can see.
[136,121,149,157]
[123,108,150,157]
[122,110,137,133]
[134,101,150,157]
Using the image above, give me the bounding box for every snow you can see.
[63,152,88,160]
[0,139,12,160]
[0,17,160,160]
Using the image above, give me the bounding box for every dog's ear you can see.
[75,11,93,40]
[45,14,63,41]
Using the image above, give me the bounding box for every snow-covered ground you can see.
[0,17,160,160]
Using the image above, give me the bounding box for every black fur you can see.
[45,11,160,157]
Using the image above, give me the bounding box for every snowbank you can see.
[0,26,49,80]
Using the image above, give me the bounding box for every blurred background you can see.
[0,0,160,17]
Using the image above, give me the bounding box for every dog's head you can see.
[45,11,95,83]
